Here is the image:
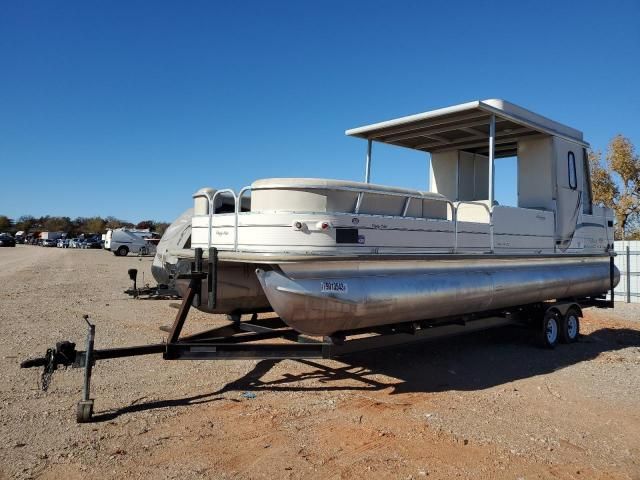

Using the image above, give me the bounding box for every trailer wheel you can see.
[539,310,559,349]
[560,307,580,344]
[116,246,129,257]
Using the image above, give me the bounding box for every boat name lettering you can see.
[371,224,388,229]
[321,281,348,294]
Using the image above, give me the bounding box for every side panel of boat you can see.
[174,260,271,314]
[256,257,619,335]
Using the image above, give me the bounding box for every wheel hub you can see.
[567,315,578,338]
[546,317,558,343]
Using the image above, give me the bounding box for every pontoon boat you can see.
[161,99,618,336]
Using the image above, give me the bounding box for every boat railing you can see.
[235,185,253,250]
[455,201,494,253]
[192,189,238,251]
[201,184,491,254]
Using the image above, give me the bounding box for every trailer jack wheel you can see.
[76,400,94,423]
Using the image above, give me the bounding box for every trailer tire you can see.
[560,307,580,344]
[539,309,560,349]
[115,246,129,257]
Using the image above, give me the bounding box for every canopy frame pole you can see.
[365,139,372,183]
[489,115,496,206]
[488,114,496,206]
[488,114,496,253]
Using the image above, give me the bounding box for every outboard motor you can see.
[151,208,193,288]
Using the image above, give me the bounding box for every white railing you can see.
[235,185,253,251]
[193,188,238,251]
[455,201,494,253]
[196,183,496,254]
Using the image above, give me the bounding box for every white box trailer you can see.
[106,228,159,256]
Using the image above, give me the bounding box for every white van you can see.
[106,228,159,257]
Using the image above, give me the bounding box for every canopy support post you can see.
[365,139,372,183]
[488,115,495,206]
[488,114,496,253]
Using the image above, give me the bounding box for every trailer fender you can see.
[546,302,582,318]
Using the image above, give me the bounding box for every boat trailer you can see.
[123,268,180,300]
[20,248,615,423]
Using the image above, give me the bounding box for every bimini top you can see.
[346,99,587,157]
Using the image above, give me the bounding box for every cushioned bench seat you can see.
[250,178,450,219]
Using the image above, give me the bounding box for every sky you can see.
[1,0,638,222]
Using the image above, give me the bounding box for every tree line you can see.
[0,215,171,237]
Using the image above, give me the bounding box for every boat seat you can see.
[420,191,451,220]
[455,200,492,223]
[250,178,449,219]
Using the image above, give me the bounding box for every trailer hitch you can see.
[21,315,96,422]
[20,340,78,391]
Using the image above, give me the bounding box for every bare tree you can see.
[589,135,640,239]
[83,217,107,234]
[154,222,170,236]
[135,220,155,231]
[15,215,36,234]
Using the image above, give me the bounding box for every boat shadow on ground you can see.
[221,326,640,395]
[91,325,640,422]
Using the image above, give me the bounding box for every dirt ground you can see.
[0,246,639,480]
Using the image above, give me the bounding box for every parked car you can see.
[83,238,102,249]
[57,239,70,248]
[41,238,57,247]
[68,238,81,248]
[0,234,16,247]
